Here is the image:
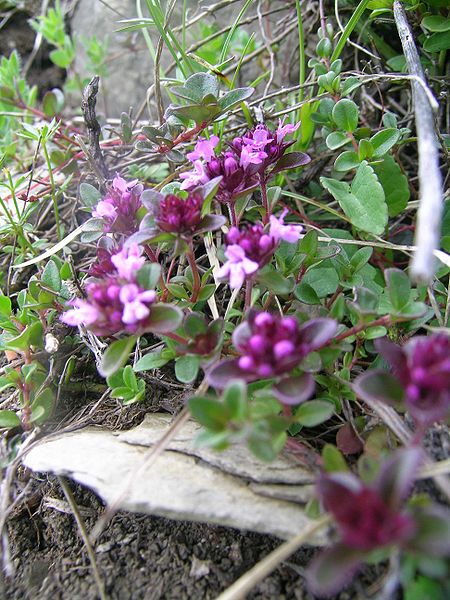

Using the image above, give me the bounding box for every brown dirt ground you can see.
[2,475,386,600]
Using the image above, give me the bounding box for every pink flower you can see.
[216,245,259,289]
[197,151,259,204]
[243,125,274,150]
[61,277,158,336]
[186,136,219,162]
[269,208,303,243]
[110,244,145,281]
[180,160,209,190]
[375,334,450,425]
[92,174,143,236]
[120,284,157,324]
[61,299,99,327]
[239,145,268,169]
[92,200,117,220]
[233,312,337,379]
[112,175,139,194]
[275,117,300,144]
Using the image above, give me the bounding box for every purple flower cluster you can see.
[180,119,301,204]
[208,311,337,389]
[318,473,415,551]
[306,448,450,597]
[92,175,143,236]
[217,209,303,288]
[231,119,300,174]
[232,312,337,379]
[377,334,450,425]
[155,192,203,235]
[61,245,157,336]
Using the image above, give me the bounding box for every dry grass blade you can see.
[58,476,108,600]
[393,1,444,283]
[90,375,210,541]
[215,515,331,600]
[89,404,191,542]
[357,394,450,502]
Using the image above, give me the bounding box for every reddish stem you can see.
[334,315,392,343]
[260,175,270,225]
[158,121,209,154]
[187,243,201,303]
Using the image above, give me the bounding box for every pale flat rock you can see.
[23,416,325,543]
[248,483,315,504]
[118,413,314,485]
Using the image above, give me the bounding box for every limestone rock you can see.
[118,413,315,485]
[23,414,325,543]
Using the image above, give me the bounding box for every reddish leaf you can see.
[336,423,363,455]
[306,544,362,598]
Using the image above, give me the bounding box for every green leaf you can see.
[334,151,360,172]
[257,268,293,295]
[322,444,349,472]
[295,282,320,304]
[341,76,361,96]
[423,31,450,53]
[168,103,221,125]
[299,230,318,258]
[332,99,359,132]
[106,368,125,389]
[223,380,247,421]
[145,304,183,334]
[175,354,200,383]
[372,155,409,217]
[30,387,54,424]
[0,409,20,428]
[385,268,411,310]
[300,267,339,298]
[218,87,254,112]
[42,89,64,117]
[110,387,135,402]
[188,396,228,431]
[136,262,161,290]
[421,16,450,33]
[295,400,334,427]
[358,139,373,161]
[197,284,216,302]
[326,131,351,150]
[99,336,137,378]
[166,283,189,300]
[0,294,12,317]
[49,48,73,68]
[321,162,388,235]
[122,365,138,390]
[370,128,400,158]
[120,112,133,143]
[195,429,230,450]
[134,350,169,372]
[351,286,379,314]
[248,432,279,462]
[404,576,444,600]
[171,72,220,103]
[350,247,373,272]
[41,260,61,292]
[184,313,207,338]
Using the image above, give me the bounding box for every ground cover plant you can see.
[0,0,449,598]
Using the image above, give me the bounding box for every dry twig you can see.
[393,1,444,283]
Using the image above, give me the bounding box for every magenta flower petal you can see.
[269,208,303,243]
[111,244,145,281]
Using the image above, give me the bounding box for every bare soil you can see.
[3,477,319,600]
